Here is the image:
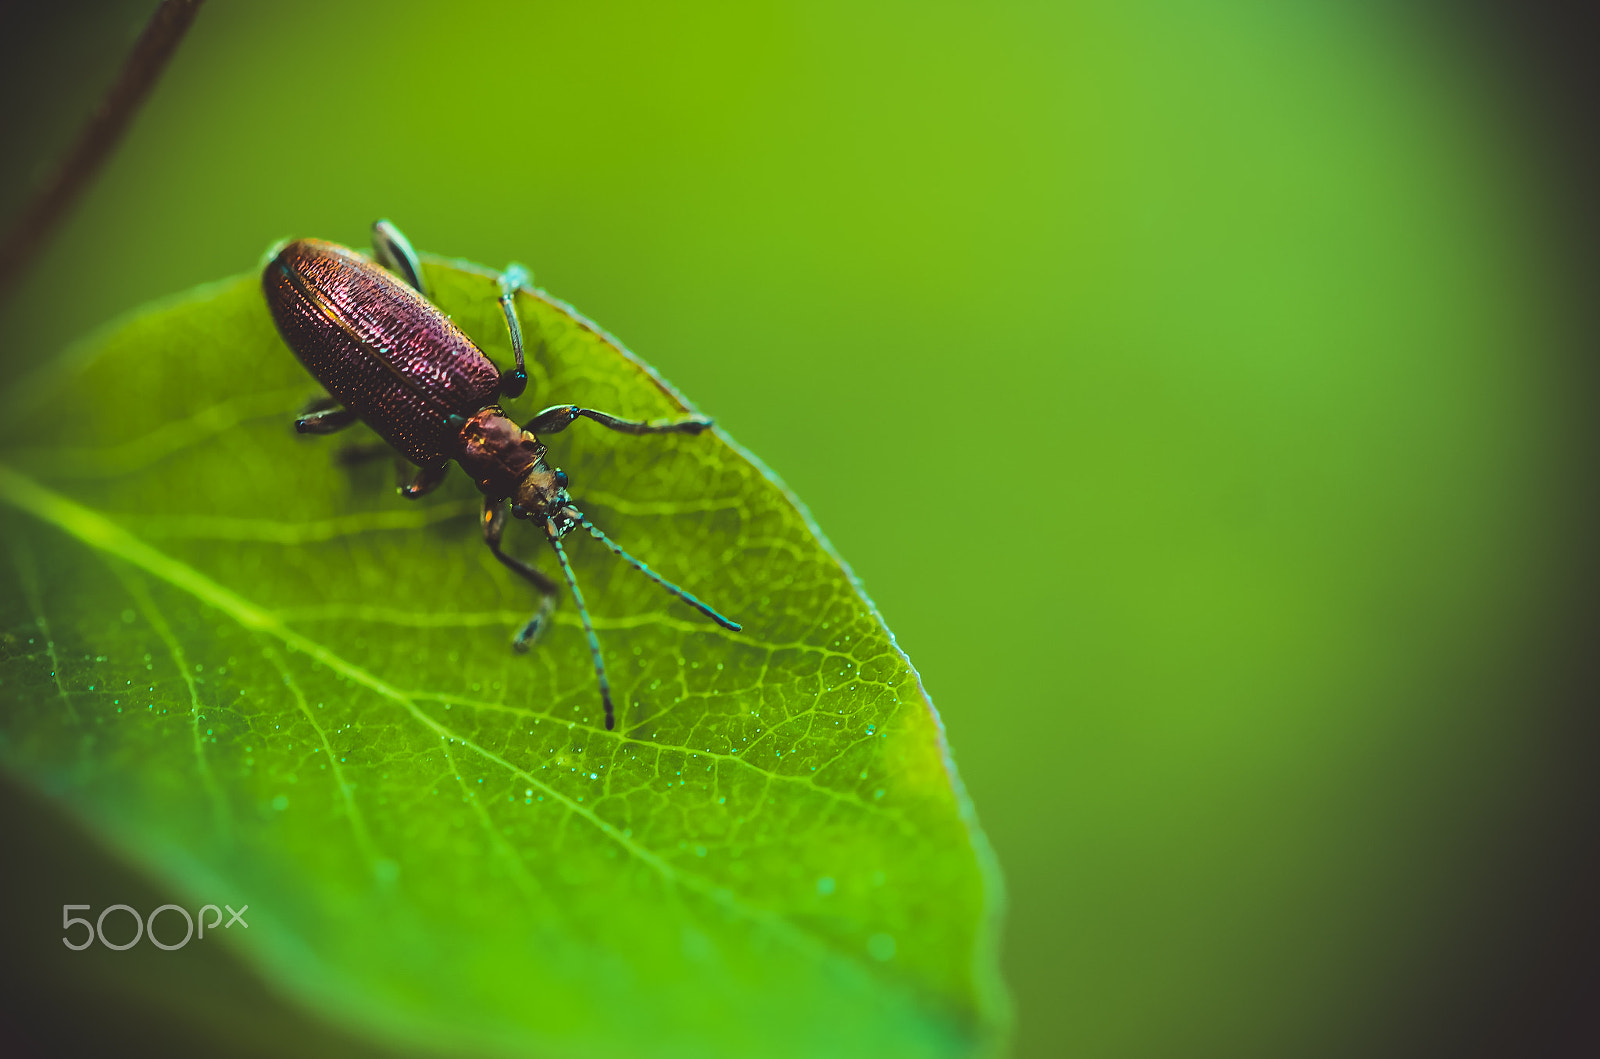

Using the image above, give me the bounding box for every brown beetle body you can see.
[261,221,739,729]
[265,237,564,514]
[265,238,499,469]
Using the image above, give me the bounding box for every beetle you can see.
[262,219,739,730]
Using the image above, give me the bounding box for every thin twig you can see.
[0,0,205,299]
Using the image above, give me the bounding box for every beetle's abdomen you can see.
[263,239,500,466]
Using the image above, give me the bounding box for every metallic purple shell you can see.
[263,239,500,466]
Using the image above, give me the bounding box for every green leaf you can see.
[0,257,1006,1057]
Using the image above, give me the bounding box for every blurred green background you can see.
[2,1,1595,1056]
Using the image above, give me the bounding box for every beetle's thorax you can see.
[457,407,546,500]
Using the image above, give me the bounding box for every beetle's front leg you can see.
[482,497,560,649]
[523,405,712,437]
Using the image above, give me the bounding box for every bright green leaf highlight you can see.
[0,258,1006,1057]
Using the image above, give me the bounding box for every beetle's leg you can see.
[523,405,712,437]
[496,264,530,399]
[482,497,560,649]
[371,219,428,297]
[295,405,359,434]
[401,463,450,499]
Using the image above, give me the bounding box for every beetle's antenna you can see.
[567,508,742,632]
[546,520,614,730]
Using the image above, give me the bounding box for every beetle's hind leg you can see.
[482,496,559,650]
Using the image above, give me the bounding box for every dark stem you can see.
[0,0,205,299]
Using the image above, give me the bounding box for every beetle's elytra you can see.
[262,220,740,730]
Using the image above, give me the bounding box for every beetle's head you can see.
[511,466,573,532]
